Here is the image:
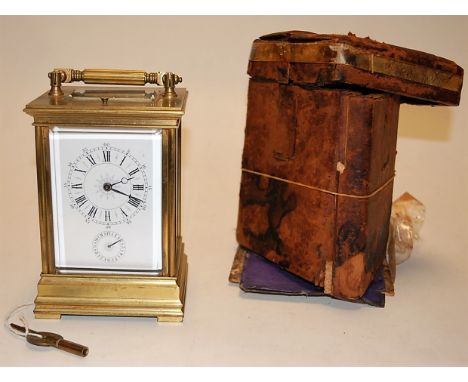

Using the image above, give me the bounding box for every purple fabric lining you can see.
[239,249,385,307]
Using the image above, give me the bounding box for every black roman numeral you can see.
[75,195,87,207]
[74,168,86,173]
[132,184,144,191]
[120,208,128,217]
[86,155,96,165]
[88,206,98,218]
[105,210,111,222]
[120,155,127,166]
[128,195,142,208]
[128,168,139,176]
[103,150,111,162]
[71,183,83,189]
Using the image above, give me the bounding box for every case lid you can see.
[248,31,464,105]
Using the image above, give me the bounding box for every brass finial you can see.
[48,70,64,97]
[162,72,183,98]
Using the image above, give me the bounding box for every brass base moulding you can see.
[34,253,188,323]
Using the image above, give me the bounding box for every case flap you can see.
[248,30,463,105]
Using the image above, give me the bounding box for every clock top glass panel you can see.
[49,127,162,274]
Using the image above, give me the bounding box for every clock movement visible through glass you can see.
[49,127,163,274]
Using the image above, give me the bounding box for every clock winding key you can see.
[10,323,89,357]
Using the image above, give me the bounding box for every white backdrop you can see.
[0,16,467,366]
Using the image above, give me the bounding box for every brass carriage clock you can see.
[24,68,188,322]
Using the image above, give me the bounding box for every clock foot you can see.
[34,312,62,320]
[157,315,183,323]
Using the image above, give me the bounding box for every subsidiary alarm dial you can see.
[92,231,126,263]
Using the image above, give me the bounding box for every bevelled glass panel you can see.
[49,127,162,274]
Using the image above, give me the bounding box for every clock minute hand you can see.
[110,187,130,197]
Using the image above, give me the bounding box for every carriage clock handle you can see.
[48,68,182,98]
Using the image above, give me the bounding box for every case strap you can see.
[242,168,395,199]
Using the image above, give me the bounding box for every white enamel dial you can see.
[66,144,150,225]
[49,127,163,273]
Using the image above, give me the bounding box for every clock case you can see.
[234,31,464,301]
[24,69,188,322]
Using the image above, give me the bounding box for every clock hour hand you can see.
[111,177,134,186]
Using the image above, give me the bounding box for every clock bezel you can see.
[35,123,179,278]
[49,126,161,274]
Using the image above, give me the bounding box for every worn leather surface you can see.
[236,31,463,300]
[259,31,462,74]
[236,79,400,300]
[248,30,464,106]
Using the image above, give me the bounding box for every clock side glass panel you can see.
[49,127,162,274]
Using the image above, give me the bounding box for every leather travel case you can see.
[235,31,463,300]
